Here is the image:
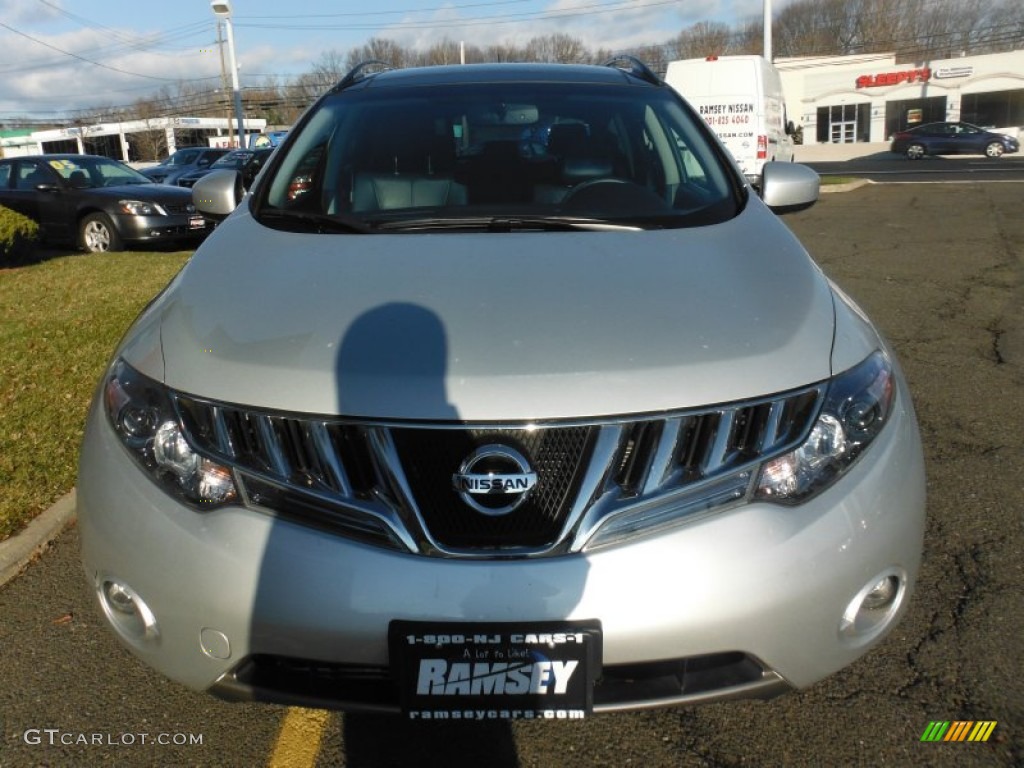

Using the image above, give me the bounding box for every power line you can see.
[239,0,536,20]
[235,0,684,31]
[0,19,199,82]
[34,0,200,55]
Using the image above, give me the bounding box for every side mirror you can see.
[760,162,819,214]
[192,169,244,219]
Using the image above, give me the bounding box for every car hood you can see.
[85,183,192,202]
[137,202,842,421]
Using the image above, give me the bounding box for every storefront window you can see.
[885,97,946,139]
[961,89,1024,128]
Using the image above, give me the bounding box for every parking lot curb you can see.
[821,178,872,194]
[0,489,76,588]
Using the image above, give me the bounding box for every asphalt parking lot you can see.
[0,181,1021,767]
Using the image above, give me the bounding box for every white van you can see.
[665,55,795,183]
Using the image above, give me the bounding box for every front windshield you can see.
[211,150,253,169]
[261,77,739,229]
[165,149,200,167]
[48,157,152,188]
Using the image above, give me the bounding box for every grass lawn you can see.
[0,249,191,541]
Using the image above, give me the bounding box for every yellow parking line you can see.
[267,707,330,768]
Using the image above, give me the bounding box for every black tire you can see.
[79,212,124,253]
[905,143,926,160]
[985,141,1005,158]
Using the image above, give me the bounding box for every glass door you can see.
[829,105,858,143]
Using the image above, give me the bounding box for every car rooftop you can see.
[344,61,661,90]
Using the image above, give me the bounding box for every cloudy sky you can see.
[0,0,779,120]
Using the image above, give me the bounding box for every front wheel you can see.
[905,143,926,160]
[79,213,124,253]
[985,141,1005,158]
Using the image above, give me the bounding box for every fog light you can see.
[105,581,137,614]
[99,578,159,643]
[862,575,899,611]
[839,568,906,644]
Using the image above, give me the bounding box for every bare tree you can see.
[128,103,168,160]
[482,42,524,62]
[775,0,859,56]
[244,77,296,127]
[988,0,1024,52]
[416,39,459,65]
[730,18,764,55]
[525,34,589,64]
[772,0,1024,60]
[670,21,734,59]
[621,45,670,74]
[346,38,410,69]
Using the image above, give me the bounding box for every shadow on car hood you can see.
[148,203,836,421]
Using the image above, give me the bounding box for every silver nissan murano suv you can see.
[78,59,926,720]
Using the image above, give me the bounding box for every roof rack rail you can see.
[602,55,661,86]
[332,60,391,92]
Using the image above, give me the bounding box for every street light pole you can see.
[216,21,234,140]
[211,1,245,148]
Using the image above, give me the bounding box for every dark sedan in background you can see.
[0,154,209,253]
[175,147,274,189]
[139,146,230,185]
[891,121,1020,159]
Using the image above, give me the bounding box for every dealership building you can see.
[777,48,1024,143]
[0,115,266,161]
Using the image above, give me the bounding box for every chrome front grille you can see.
[174,386,823,557]
[391,426,595,549]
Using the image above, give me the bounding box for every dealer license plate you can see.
[389,620,602,721]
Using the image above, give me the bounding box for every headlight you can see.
[103,359,237,508]
[118,200,166,216]
[755,350,895,504]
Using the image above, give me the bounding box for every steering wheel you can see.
[561,178,667,212]
[562,177,630,201]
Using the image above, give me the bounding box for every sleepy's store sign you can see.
[856,67,931,88]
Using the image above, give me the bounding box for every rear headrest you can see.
[547,123,589,155]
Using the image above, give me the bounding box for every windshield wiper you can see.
[372,216,644,233]
[259,209,371,234]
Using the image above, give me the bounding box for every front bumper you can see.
[114,213,208,245]
[78,387,925,712]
